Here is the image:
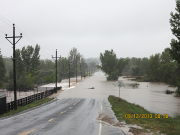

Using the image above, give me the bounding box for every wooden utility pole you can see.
[66,61,72,87]
[52,49,61,93]
[86,64,88,77]
[80,63,82,80]
[5,24,22,110]
[82,63,85,79]
[88,66,90,76]
[76,57,77,83]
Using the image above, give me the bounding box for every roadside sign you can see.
[118,81,122,100]
[118,81,123,87]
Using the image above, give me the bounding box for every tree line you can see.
[122,48,179,87]
[0,46,99,90]
[98,0,180,96]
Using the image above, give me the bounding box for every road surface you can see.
[0,72,127,135]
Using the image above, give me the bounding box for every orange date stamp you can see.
[125,114,168,119]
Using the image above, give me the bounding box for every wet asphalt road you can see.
[0,72,126,135]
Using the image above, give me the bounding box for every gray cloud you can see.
[0,0,176,59]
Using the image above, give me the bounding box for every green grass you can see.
[0,98,54,118]
[108,95,180,135]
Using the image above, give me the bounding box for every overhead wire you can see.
[0,15,87,75]
[0,15,13,24]
[2,55,56,72]
[0,31,6,34]
[0,17,12,28]
[2,55,78,74]
[0,15,54,57]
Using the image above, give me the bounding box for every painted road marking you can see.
[69,107,71,109]
[20,129,35,135]
[74,103,76,105]
[48,118,53,122]
[60,112,63,114]
[99,98,103,135]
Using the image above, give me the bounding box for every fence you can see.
[0,87,61,115]
[0,94,6,116]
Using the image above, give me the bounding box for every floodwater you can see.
[57,71,180,118]
[119,77,180,118]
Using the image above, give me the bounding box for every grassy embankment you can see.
[0,97,54,118]
[108,95,180,135]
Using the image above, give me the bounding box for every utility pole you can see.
[90,66,91,76]
[76,57,77,83]
[52,49,61,93]
[80,63,82,80]
[89,66,90,76]
[86,64,88,77]
[5,24,22,110]
[83,63,85,79]
[88,67,89,76]
[66,61,72,87]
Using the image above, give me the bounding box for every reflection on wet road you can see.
[1,71,180,135]
[0,98,125,135]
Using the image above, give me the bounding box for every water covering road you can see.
[1,71,179,135]
[0,72,126,135]
[58,72,180,117]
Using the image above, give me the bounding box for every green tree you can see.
[68,47,81,77]
[158,62,178,85]
[161,48,172,64]
[98,49,129,80]
[99,49,118,77]
[3,58,13,74]
[140,57,149,76]
[169,0,180,95]
[148,54,161,81]
[117,58,130,76]
[15,49,24,78]
[8,45,41,90]
[21,44,40,73]
[0,50,6,87]
[131,67,141,76]
[57,57,69,79]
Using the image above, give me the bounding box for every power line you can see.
[2,55,56,72]
[0,41,13,48]
[0,15,55,51]
[0,15,13,24]
[15,25,55,51]
[2,55,77,74]
[0,31,6,34]
[0,17,12,28]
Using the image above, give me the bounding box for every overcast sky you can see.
[0,0,177,59]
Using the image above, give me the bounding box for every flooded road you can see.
[58,71,180,118]
[2,71,179,135]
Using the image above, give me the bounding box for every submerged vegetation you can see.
[122,83,140,89]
